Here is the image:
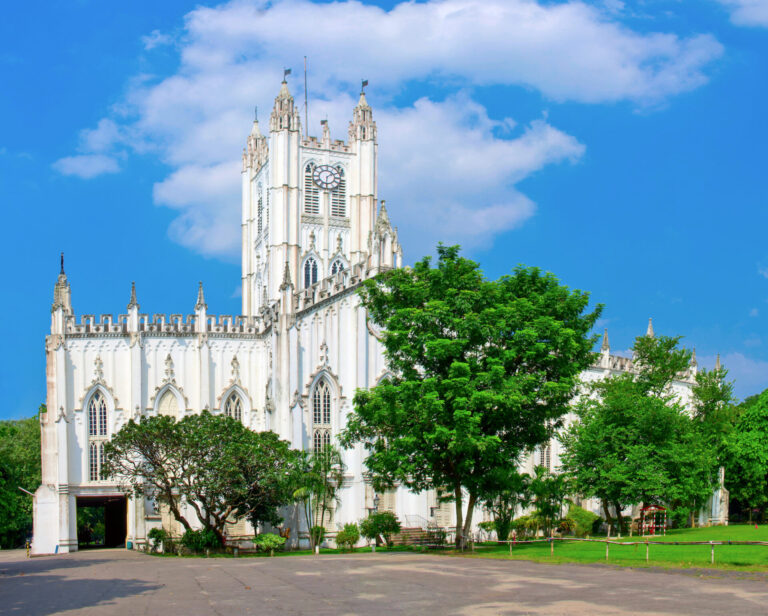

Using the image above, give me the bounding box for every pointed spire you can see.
[195,281,207,311]
[280,261,293,291]
[646,317,655,338]
[378,199,389,223]
[715,353,721,371]
[601,328,610,352]
[357,89,370,110]
[52,253,72,313]
[690,346,697,367]
[127,281,139,310]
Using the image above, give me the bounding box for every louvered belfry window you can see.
[330,167,346,217]
[304,163,319,214]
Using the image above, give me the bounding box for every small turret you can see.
[715,353,721,372]
[646,317,655,338]
[244,108,268,171]
[52,252,72,314]
[690,346,697,367]
[195,281,207,334]
[348,83,377,142]
[127,281,139,311]
[270,75,300,133]
[601,328,610,352]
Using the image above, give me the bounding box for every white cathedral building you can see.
[33,79,721,555]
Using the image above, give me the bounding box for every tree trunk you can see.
[454,484,464,549]
[613,501,623,534]
[602,500,612,526]
[462,492,477,546]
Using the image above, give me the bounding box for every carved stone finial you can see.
[127,281,139,310]
[646,318,655,338]
[195,281,207,311]
[280,261,293,291]
[60,252,65,275]
[601,328,610,352]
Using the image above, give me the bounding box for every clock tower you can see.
[241,78,400,318]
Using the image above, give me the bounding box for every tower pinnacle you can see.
[646,318,655,338]
[601,328,610,352]
[195,281,207,311]
[127,281,139,310]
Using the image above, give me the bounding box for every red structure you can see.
[640,505,667,536]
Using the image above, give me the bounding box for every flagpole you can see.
[304,56,309,138]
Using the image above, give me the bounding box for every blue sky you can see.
[2,0,767,419]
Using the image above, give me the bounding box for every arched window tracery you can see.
[312,379,332,450]
[330,259,345,276]
[224,392,243,422]
[157,389,179,420]
[304,257,318,288]
[87,391,108,482]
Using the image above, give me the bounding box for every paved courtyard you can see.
[2,548,768,615]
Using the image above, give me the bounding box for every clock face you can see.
[312,165,342,190]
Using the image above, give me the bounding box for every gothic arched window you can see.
[312,379,332,450]
[330,167,346,217]
[224,393,243,422]
[304,257,318,288]
[538,441,552,471]
[304,163,319,214]
[87,391,108,481]
[330,259,345,276]
[157,389,179,421]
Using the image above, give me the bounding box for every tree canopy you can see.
[560,335,716,525]
[0,408,42,548]
[102,411,299,542]
[341,245,601,547]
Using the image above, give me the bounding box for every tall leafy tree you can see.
[0,407,42,548]
[483,470,530,542]
[724,390,768,520]
[341,245,601,547]
[103,412,298,543]
[560,335,715,526]
[292,445,345,549]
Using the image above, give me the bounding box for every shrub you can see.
[359,512,401,548]
[478,521,496,535]
[147,527,168,553]
[565,506,601,538]
[557,517,575,535]
[425,527,447,546]
[335,523,360,551]
[181,528,221,553]
[253,533,286,554]
[310,525,326,547]
[510,515,538,538]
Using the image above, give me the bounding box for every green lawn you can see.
[451,525,768,571]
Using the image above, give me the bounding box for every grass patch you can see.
[446,525,768,572]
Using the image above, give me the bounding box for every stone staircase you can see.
[391,527,430,546]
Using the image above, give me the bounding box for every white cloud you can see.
[56,0,724,258]
[52,154,120,179]
[142,29,175,50]
[750,307,759,317]
[717,0,768,27]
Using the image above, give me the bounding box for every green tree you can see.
[530,466,570,536]
[0,407,43,549]
[483,470,530,541]
[692,365,736,455]
[103,412,298,543]
[724,390,768,520]
[560,335,714,527]
[292,445,345,549]
[342,245,601,548]
[359,511,401,548]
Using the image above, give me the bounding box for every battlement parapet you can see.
[63,312,264,337]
